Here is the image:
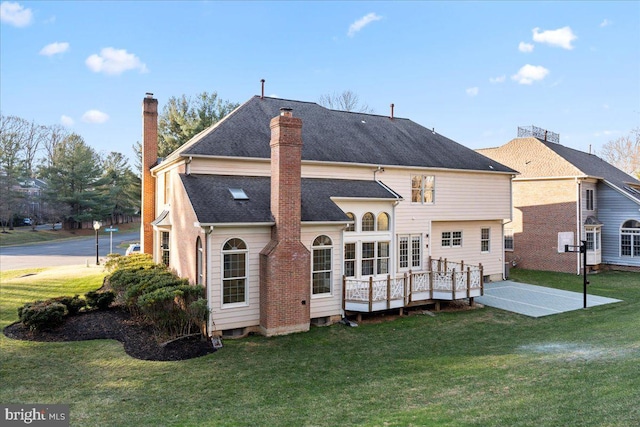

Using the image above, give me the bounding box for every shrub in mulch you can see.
[17,300,68,331]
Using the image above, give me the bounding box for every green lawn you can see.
[1,267,639,426]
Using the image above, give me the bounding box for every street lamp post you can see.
[93,221,101,265]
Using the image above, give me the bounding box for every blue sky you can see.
[1,1,639,165]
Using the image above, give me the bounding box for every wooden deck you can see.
[343,258,483,313]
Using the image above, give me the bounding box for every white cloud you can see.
[60,115,74,126]
[39,42,69,56]
[82,110,109,124]
[489,75,506,84]
[347,12,382,37]
[600,19,612,28]
[518,41,534,53]
[466,87,479,97]
[532,26,577,50]
[85,47,148,75]
[511,64,550,85]
[0,1,33,27]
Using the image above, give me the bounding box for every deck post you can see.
[480,263,484,295]
[451,269,456,299]
[368,276,373,312]
[342,275,346,311]
[404,272,409,305]
[429,269,433,299]
[387,275,391,310]
[466,267,471,298]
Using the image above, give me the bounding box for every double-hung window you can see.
[586,189,594,211]
[411,175,435,204]
[161,232,170,266]
[481,228,490,253]
[312,236,332,295]
[442,231,462,248]
[222,238,247,305]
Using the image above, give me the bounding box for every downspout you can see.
[205,225,214,335]
[576,178,581,275]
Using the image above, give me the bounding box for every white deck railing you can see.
[343,258,483,313]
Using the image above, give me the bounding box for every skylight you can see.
[229,188,248,200]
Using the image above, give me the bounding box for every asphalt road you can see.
[0,231,140,270]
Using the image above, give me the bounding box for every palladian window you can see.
[621,220,640,257]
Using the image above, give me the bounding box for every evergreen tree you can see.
[101,151,140,224]
[158,91,239,157]
[40,133,108,229]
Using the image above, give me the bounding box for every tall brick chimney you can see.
[259,108,311,336]
[141,93,158,254]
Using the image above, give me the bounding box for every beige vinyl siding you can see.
[190,157,270,176]
[431,220,504,279]
[167,175,202,280]
[301,225,344,319]
[207,227,271,332]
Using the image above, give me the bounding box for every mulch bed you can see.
[3,307,216,361]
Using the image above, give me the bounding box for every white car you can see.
[125,243,141,256]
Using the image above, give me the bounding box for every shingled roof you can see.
[541,139,640,201]
[479,137,640,202]
[180,174,401,225]
[174,96,515,174]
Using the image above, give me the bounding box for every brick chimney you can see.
[141,93,158,255]
[259,108,311,336]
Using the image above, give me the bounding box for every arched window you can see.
[621,220,640,257]
[377,212,390,231]
[196,237,203,285]
[312,235,332,295]
[222,238,248,305]
[345,212,355,232]
[362,212,375,232]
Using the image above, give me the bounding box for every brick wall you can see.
[259,109,311,336]
[512,179,578,273]
[141,95,158,255]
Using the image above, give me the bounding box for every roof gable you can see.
[177,96,515,174]
[479,137,640,201]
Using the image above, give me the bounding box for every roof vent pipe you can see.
[261,79,265,99]
[390,103,394,119]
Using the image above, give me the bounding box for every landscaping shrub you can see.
[104,253,155,273]
[52,295,86,315]
[122,272,187,311]
[18,300,68,331]
[138,285,208,339]
[84,290,115,310]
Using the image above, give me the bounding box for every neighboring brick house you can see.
[141,93,516,337]
[478,127,640,274]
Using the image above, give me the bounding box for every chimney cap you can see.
[280,107,293,117]
[145,92,154,98]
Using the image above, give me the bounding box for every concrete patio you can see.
[476,280,622,317]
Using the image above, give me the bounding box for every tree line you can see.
[9,88,630,234]
[0,115,139,231]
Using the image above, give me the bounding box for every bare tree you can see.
[42,124,68,168]
[22,120,48,178]
[0,115,27,230]
[600,128,640,179]
[318,90,374,113]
